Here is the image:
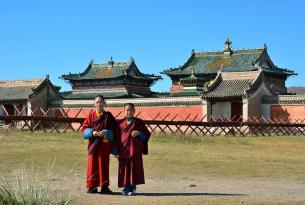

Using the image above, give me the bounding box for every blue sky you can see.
[0,0,304,92]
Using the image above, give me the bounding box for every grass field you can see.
[1,129,305,204]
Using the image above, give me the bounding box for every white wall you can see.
[212,102,231,119]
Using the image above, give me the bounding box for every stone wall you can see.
[51,96,204,121]
[270,105,305,121]
[55,105,203,121]
[263,95,305,121]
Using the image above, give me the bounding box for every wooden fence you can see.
[1,115,305,136]
[1,104,305,136]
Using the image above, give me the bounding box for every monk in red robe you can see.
[81,95,118,194]
[117,103,151,196]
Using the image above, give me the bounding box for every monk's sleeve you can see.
[139,119,151,155]
[140,119,151,141]
[81,113,93,139]
[109,113,120,155]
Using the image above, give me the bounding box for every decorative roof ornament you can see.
[224,38,233,56]
[191,49,195,55]
[108,56,114,67]
[129,57,134,62]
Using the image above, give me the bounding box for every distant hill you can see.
[288,86,305,95]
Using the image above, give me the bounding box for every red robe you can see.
[82,111,118,189]
[118,117,151,187]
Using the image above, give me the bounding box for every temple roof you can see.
[61,58,161,82]
[0,78,60,102]
[60,90,163,99]
[202,70,264,100]
[162,40,295,77]
[61,91,130,99]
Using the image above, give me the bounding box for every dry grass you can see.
[149,134,305,180]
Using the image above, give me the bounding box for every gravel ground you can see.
[57,174,305,205]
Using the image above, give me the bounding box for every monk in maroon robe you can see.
[117,103,151,196]
[81,95,118,194]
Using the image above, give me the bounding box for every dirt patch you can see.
[57,174,305,205]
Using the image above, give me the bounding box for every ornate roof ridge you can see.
[194,47,264,56]
[92,61,131,67]
[221,70,260,80]
[262,94,305,104]
[0,78,45,87]
[202,70,263,99]
[64,60,132,77]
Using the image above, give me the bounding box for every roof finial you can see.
[264,43,267,50]
[191,49,195,55]
[109,56,114,67]
[129,57,134,62]
[224,38,233,55]
[225,38,232,49]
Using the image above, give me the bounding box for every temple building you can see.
[60,57,161,100]
[52,57,202,121]
[162,39,296,121]
[0,76,61,116]
[1,39,304,123]
[162,39,294,97]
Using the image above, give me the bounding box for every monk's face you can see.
[124,105,135,118]
[94,97,105,111]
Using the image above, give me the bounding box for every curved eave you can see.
[61,73,162,81]
[262,69,296,77]
[0,98,28,103]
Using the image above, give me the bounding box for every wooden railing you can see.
[1,115,305,136]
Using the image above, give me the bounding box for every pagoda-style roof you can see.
[0,78,61,102]
[162,39,295,77]
[61,58,161,83]
[202,70,265,100]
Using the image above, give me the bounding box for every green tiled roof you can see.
[162,46,295,77]
[0,78,62,102]
[0,86,35,101]
[202,71,264,99]
[202,79,253,99]
[0,79,44,101]
[61,59,161,81]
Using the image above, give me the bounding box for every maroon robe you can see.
[82,111,118,189]
[118,117,151,187]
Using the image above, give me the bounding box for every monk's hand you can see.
[97,131,106,138]
[131,131,140,138]
[93,131,99,137]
